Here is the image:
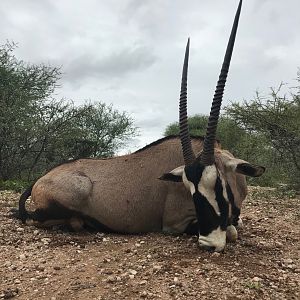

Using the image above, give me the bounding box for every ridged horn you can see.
[179,38,196,165]
[200,0,242,165]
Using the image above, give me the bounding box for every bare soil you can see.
[0,187,299,300]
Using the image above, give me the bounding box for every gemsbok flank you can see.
[15,0,265,252]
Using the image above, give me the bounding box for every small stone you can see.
[212,252,220,257]
[146,254,152,259]
[139,280,147,285]
[19,254,26,260]
[294,268,300,273]
[107,276,116,283]
[36,266,45,272]
[129,269,137,275]
[141,291,147,298]
[41,238,51,245]
[129,274,135,279]
[271,284,278,289]
[252,277,261,282]
[287,264,296,270]
[283,258,293,264]
[4,261,11,267]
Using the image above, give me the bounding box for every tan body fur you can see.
[28,136,247,234]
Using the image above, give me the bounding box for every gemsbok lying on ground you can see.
[15,0,265,252]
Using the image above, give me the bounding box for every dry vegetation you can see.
[0,187,299,300]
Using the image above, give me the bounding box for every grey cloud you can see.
[0,0,300,151]
[64,45,157,86]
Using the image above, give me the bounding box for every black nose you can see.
[200,245,216,252]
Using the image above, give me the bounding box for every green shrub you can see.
[0,180,29,192]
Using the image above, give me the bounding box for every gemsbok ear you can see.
[159,166,184,182]
[235,163,265,177]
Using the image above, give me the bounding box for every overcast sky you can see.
[1,0,300,152]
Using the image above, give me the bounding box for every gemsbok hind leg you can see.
[27,201,85,231]
[27,170,93,230]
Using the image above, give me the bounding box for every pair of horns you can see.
[179,0,242,166]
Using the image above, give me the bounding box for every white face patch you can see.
[198,165,220,215]
[198,227,226,252]
[182,171,195,195]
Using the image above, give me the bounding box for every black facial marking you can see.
[214,177,229,231]
[30,201,114,233]
[236,163,265,177]
[193,191,220,236]
[159,173,182,182]
[226,183,240,226]
[184,221,199,235]
[184,162,205,187]
[185,163,229,236]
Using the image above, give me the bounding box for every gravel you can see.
[0,188,299,299]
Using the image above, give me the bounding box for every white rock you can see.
[252,277,261,282]
[141,291,147,297]
[129,269,137,275]
[283,258,293,264]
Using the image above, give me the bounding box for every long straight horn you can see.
[200,0,242,165]
[179,38,196,165]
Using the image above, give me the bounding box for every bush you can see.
[0,42,137,181]
[0,180,30,192]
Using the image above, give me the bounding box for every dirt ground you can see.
[0,187,299,300]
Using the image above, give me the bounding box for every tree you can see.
[0,42,136,181]
[225,80,300,188]
[163,74,300,189]
[0,42,61,180]
[164,114,247,154]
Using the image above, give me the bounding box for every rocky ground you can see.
[0,187,299,300]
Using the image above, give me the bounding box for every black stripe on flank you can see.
[30,201,114,233]
[226,183,240,226]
